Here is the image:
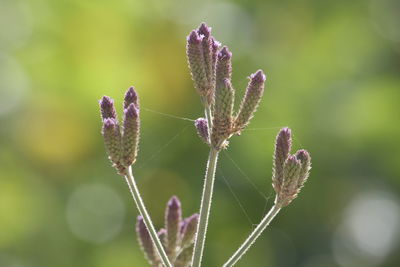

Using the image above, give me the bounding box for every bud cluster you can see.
[272,128,311,207]
[99,86,140,175]
[136,196,198,267]
[187,23,267,150]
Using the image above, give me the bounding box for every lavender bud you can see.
[102,118,122,168]
[211,78,234,150]
[165,196,182,259]
[136,216,159,265]
[197,22,211,37]
[99,96,117,120]
[272,128,292,194]
[124,86,138,109]
[195,118,209,144]
[174,245,194,267]
[121,103,140,167]
[187,30,209,100]
[234,70,266,131]
[180,214,199,249]
[295,149,311,188]
[278,155,302,207]
[198,23,214,99]
[215,46,232,88]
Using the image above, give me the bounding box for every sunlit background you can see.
[1,0,400,266]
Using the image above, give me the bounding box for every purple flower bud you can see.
[295,149,311,188]
[216,46,232,88]
[195,118,209,144]
[197,22,211,38]
[165,196,182,259]
[121,103,140,167]
[272,128,292,194]
[124,86,138,109]
[212,78,234,150]
[234,70,266,131]
[136,216,159,265]
[180,214,199,249]
[102,118,122,170]
[99,96,117,120]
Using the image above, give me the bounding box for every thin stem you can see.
[191,148,219,267]
[204,104,213,141]
[124,166,172,267]
[223,202,282,267]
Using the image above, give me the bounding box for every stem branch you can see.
[223,202,282,267]
[191,148,219,267]
[124,166,172,267]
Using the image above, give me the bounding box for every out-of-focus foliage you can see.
[1,0,399,266]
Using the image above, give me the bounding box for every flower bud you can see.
[99,96,117,120]
[136,216,160,265]
[195,118,210,144]
[165,196,182,259]
[234,70,266,132]
[121,103,140,167]
[272,128,292,193]
[101,118,122,168]
[124,86,138,109]
[211,78,234,150]
[180,214,199,249]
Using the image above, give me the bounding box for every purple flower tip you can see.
[100,95,114,108]
[137,215,143,222]
[103,118,117,129]
[168,196,181,209]
[195,118,207,128]
[280,127,291,136]
[218,46,232,60]
[198,22,211,37]
[250,70,266,83]
[125,86,138,106]
[212,38,221,50]
[125,103,139,118]
[188,30,202,44]
[158,228,166,235]
[296,149,309,160]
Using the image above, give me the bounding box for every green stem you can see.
[191,148,219,267]
[222,202,282,267]
[124,166,172,267]
[204,104,213,140]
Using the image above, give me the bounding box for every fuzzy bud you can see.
[102,118,123,170]
[215,46,232,88]
[174,245,194,267]
[272,128,292,193]
[295,149,311,189]
[195,118,210,144]
[180,214,199,249]
[211,78,235,150]
[165,196,182,259]
[124,86,138,109]
[278,155,302,206]
[186,23,219,106]
[121,103,140,167]
[99,96,117,120]
[136,216,160,265]
[234,70,266,131]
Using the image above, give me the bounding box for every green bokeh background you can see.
[1,0,400,266]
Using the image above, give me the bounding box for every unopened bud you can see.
[234,70,266,131]
[121,103,140,166]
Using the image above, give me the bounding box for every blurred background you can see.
[1,0,400,266]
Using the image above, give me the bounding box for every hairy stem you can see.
[191,148,219,267]
[124,166,172,267]
[204,104,213,139]
[223,202,282,267]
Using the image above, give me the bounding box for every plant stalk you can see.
[191,148,219,267]
[124,166,172,267]
[223,202,282,267]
